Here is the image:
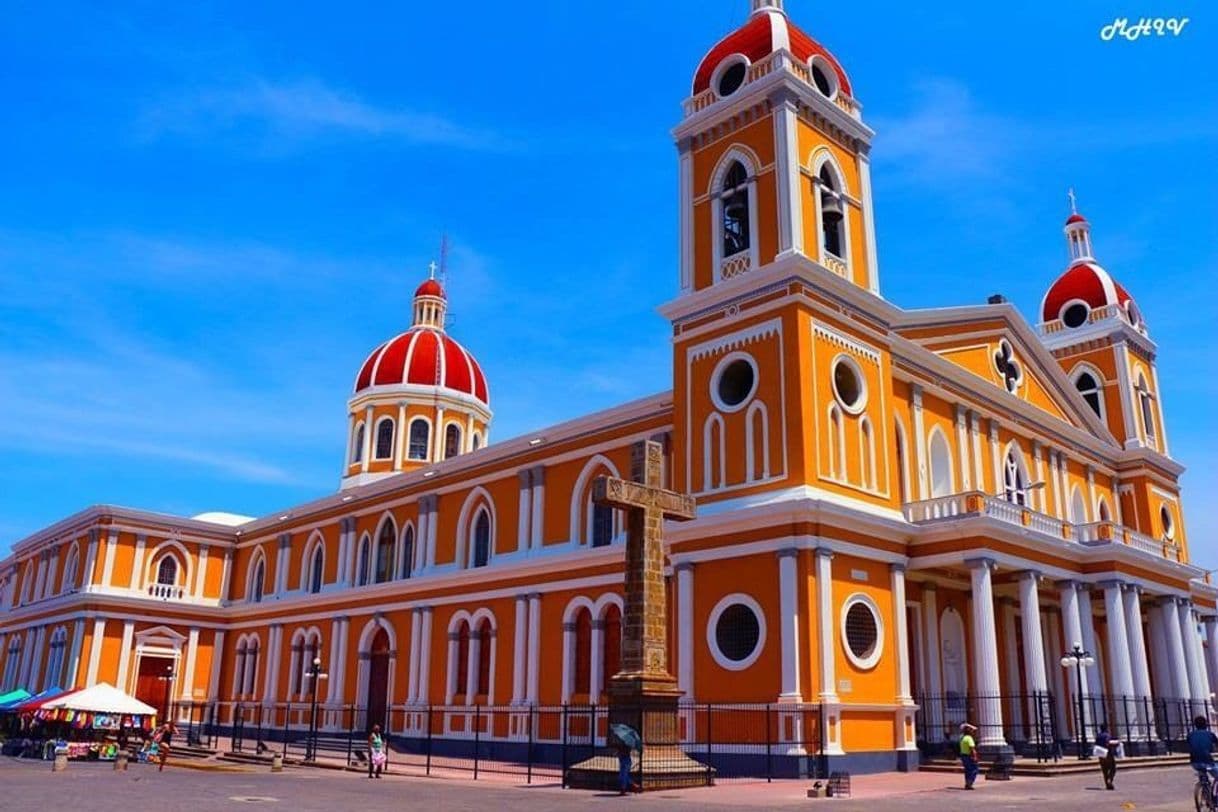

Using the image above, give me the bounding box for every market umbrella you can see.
[0,688,31,708]
[43,683,156,716]
[610,723,642,751]
[8,686,71,712]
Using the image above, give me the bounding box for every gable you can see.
[894,308,1116,444]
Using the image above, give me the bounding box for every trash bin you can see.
[271,753,284,772]
[115,752,129,771]
[52,744,68,773]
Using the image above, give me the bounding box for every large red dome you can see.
[1041,261,1133,324]
[354,329,488,403]
[692,6,852,97]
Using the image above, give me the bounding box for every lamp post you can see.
[158,664,176,723]
[304,656,328,762]
[1060,642,1096,760]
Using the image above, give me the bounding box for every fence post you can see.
[425,705,434,777]
[473,703,481,781]
[705,703,712,780]
[526,705,535,785]
[346,705,355,767]
[561,704,569,789]
[765,703,772,783]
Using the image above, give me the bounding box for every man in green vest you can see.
[959,722,979,790]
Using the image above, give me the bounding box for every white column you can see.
[465,629,482,703]
[219,551,233,603]
[27,627,46,690]
[394,403,407,471]
[814,548,837,701]
[857,147,880,293]
[1180,601,1208,704]
[1018,573,1048,741]
[129,535,147,590]
[344,519,360,586]
[911,386,928,499]
[955,406,972,490]
[999,598,1024,739]
[1101,581,1136,733]
[207,631,226,700]
[891,564,912,703]
[33,556,47,602]
[86,618,106,685]
[1078,587,1104,694]
[1123,586,1154,738]
[1205,617,1218,700]
[1058,581,1092,737]
[194,546,209,599]
[417,608,433,704]
[529,467,545,551]
[677,138,694,292]
[676,563,696,698]
[1049,453,1063,518]
[922,584,944,731]
[516,471,532,553]
[65,619,85,688]
[43,552,58,599]
[968,559,1007,747]
[81,530,100,590]
[262,624,283,703]
[16,629,35,688]
[987,421,1001,496]
[407,610,422,703]
[778,551,801,701]
[969,412,984,489]
[115,620,135,692]
[772,93,802,258]
[444,629,459,703]
[511,596,527,703]
[181,627,200,700]
[526,593,542,703]
[1044,610,1070,739]
[431,407,445,463]
[425,500,439,570]
[100,529,119,587]
[361,405,373,472]
[590,619,605,701]
[274,535,291,595]
[559,620,575,703]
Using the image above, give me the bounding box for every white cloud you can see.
[140,78,515,152]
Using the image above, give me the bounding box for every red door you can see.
[135,656,175,716]
[366,630,390,732]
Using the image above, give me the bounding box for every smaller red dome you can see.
[1065,213,1087,225]
[415,278,445,298]
[1041,261,1133,324]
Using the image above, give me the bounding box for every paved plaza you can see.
[0,757,1200,811]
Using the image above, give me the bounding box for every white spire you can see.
[1063,188,1094,263]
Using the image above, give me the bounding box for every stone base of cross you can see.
[566,440,713,791]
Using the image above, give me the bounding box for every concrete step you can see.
[920,754,1189,777]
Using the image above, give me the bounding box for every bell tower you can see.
[675,0,879,296]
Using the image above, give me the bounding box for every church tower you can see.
[663,0,895,518]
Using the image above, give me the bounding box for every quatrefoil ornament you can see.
[993,339,1022,393]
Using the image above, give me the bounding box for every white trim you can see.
[829,353,868,415]
[372,415,396,460]
[709,351,760,413]
[807,55,840,101]
[706,592,767,671]
[455,487,497,569]
[709,53,751,100]
[840,592,884,670]
[569,454,623,546]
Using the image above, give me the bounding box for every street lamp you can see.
[1060,642,1096,760]
[158,664,176,723]
[304,656,328,762]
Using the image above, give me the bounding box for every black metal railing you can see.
[188,700,824,784]
[915,692,1059,762]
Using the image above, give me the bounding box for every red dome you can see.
[354,329,488,403]
[415,278,445,298]
[1041,261,1133,323]
[1065,213,1087,225]
[692,8,852,97]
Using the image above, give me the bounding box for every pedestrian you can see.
[958,722,979,790]
[367,724,385,779]
[1093,723,1118,790]
[1188,716,1218,781]
[155,721,177,772]
[613,738,637,795]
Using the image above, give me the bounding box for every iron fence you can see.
[179,700,824,784]
[915,692,1059,762]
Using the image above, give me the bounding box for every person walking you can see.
[367,724,386,779]
[155,721,177,772]
[958,722,979,790]
[1093,723,1118,790]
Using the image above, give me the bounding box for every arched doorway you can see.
[366,628,390,732]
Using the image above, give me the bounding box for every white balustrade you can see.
[148,583,184,600]
[680,50,860,119]
[720,252,752,279]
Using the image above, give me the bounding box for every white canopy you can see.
[44,683,158,716]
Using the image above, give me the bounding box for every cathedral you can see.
[1,0,1213,774]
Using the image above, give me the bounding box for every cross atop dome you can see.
[413,266,447,330]
[1063,188,1094,261]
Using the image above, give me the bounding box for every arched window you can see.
[1069,486,1088,524]
[61,547,79,594]
[602,603,622,693]
[351,422,366,464]
[928,429,953,498]
[1003,449,1028,505]
[703,414,725,491]
[401,526,415,579]
[375,521,397,584]
[471,511,491,568]
[1073,370,1104,419]
[374,419,395,460]
[894,419,910,504]
[746,401,769,482]
[1097,498,1112,523]
[827,405,845,480]
[476,619,492,696]
[3,636,22,690]
[720,161,750,258]
[818,164,846,260]
[408,419,430,461]
[356,536,371,587]
[455,621,470,700]
[574,608,592,695]
[250,556,266,603]
[1136,373,1156,446]
[471,434,481,452]
[245,638,260,696]
[156,556,178,586]
[309,545,324,594]
[591,504,613,548]
[444,424,462,459]
[859,417,876,490]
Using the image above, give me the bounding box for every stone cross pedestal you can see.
[567,440,712,791]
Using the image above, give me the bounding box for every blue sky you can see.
[1,1,1214,565]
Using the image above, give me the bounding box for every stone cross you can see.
[593,440,695,681]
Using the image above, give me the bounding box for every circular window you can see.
[1161,505,1175,540]
[711,353,758,412]
[1126,300,1143,328]
[714,56,748,98]
[1061,301,1090,328]
[831,355,867,414]
[840,594,883,670]
[707,594,766,670]
[808,56,839,99]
